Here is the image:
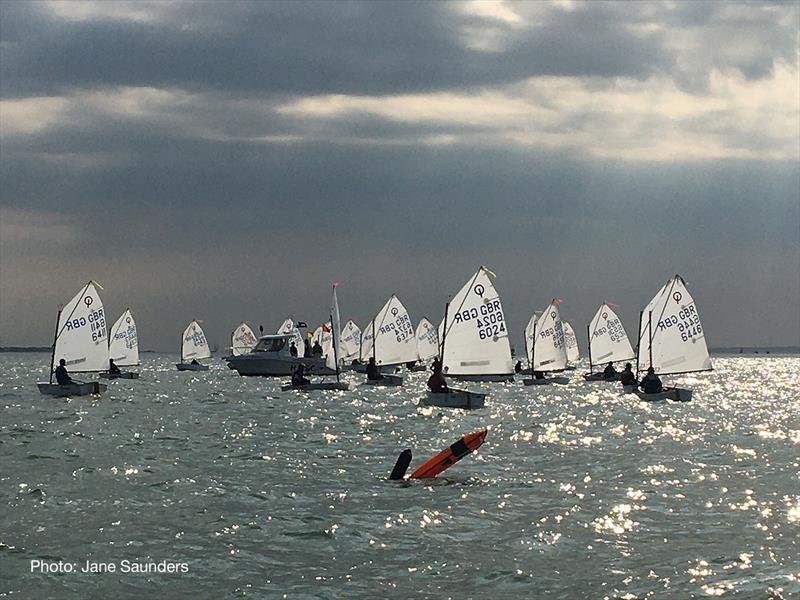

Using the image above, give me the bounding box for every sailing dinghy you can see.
[282,284,349,391]
[523,300,570,385]
[412,317,438,371]
[634,275,712,401]
[584,302,635,382]
[437,267,514,382]
[361,295,415,387]
[176,320,211,370]
[37,281,108,396]
[340,320,362,365]
[563,322,579,370]
[102,308,140,379]
[230,322,258,357]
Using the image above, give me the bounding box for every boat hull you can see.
[635,388,693,402]
[227,355,332,376]
[37,382,106,397]
[176,363,209,371]
[281,381,350,392]
[363,374,404,387]
[622,384,638,394]
[523,376,570,385]
[420,388,486,409]
[583,372,612,382]
[99,372,139,379]
[445,373,514,383]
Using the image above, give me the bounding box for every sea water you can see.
[1,354,798,598]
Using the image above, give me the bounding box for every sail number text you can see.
[453,299,507,340]
[379,314,414,343]
[658,305,702,342]
[593,317,626,343]
[65,307,107,342]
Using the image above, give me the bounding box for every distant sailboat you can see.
[176,320,211,371]
[282,284,349,391]
[524,300,570,385]
[230,322,258,357]
[339,319,362,364]
[563,321,579,369]
[438,267,514,382]
[37,281,108,396]
[584,301,634,381]
[276,318,304,356]
[415,317,439,367]
[102,308,140,379]
[634,275,712,401]
[362,295,416,386]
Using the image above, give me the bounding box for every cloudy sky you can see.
[1,0,798,352]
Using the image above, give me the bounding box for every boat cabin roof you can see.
[257,334,296,341]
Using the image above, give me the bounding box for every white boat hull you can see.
[99,372,139,379]
[37,382,106,397]
[419,388,485,409]
[176,363,209,371]
[523,376,570,386]
[227,355,332,376]
[363,374,404,387]
[281,381,350,392]
[634,387,692,402]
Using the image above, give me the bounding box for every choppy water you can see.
[1,354,798,598]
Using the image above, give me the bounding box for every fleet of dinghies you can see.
[38,271,712,403]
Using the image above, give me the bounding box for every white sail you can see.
[231,322,257,356]
[529,300,568,371]
[637,279,671,370]
[276,318,303,356]
[416,317,439,361]
[563,321,579,363]
[588,303,634,368]
[312,323,332,357]
[340,320,361,363]
[53,281,109,373]
[640,275,712,375]
[109,309,139,366]
[359,319,374,362]
[366,295,416,366]
[439,267,513,376]
[325,284,342,371]
[181,320,211,362]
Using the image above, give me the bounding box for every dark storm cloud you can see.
[1,0,678,98]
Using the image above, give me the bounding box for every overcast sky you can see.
[1,0,798,352]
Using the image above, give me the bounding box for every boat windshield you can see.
[254,337,288,352]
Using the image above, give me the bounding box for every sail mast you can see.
[635,310,643,374]
[587,322,592,374]
[440,303,449,361]
[330,312,340,382]
[531,317,538,374]
[49,308,61,384]
[648,310,653,369]
[372,319,377,365]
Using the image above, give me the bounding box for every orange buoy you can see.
[409,428,488,479]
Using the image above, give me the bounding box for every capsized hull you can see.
[176,363,209,371]
[419,388,486,409]
[37,382,106,397]
[227,355,333,377]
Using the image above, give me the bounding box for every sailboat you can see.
[437,266,514,382]
[176,320,211,371]
[361,295,416,386]
[413,317,439,370]
[634,275,712,401]
[523,300,570,385]
[230,322,258,357]
[37,281,108,396]
[420,301,486,409]
[102,308,140,379]
[282,284,349,391]
[339,319,362,365]
[563,322,579,369]
[584,301,635,382]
